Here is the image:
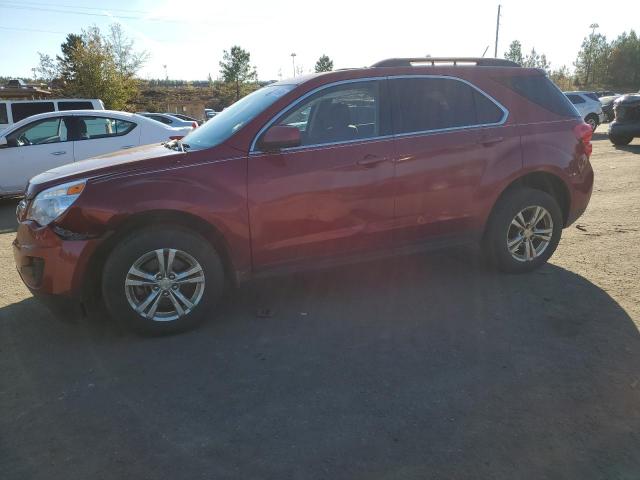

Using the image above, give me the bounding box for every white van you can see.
[0,99,104,133]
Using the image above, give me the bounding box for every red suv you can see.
[13,57,594,334]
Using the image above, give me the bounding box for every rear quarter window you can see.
[11,102,56,122]
[495,75,579,118]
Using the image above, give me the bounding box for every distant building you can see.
[0,79,52,100]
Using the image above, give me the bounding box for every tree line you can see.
[504,25,640,91]
[34,24,336,110]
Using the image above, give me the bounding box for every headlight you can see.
[27,179,87,226]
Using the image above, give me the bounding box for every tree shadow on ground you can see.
[1,249,639,480]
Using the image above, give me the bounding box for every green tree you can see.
[522,48,550,72]
[219,46,258,102]
[35,53,57,83]
[314,54,334,72]
[504,40,523,65]
[575,24,610,87]
[549,65,573,90]
[607,30,640,89]
[38,24,146,110]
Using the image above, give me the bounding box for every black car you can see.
[600,95,619,122]
[608,94,640,145]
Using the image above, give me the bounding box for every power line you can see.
[0,25,66,35]
[0,25,183,45]
[7,0,152,15]
[0,2,209,25]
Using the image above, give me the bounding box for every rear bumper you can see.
[565,160,594,227]
[13,221,100,296]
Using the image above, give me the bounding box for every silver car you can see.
[136,112,198,129]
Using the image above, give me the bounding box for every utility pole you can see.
[291,53,297,77]
[494,4,501,58]
[163,64,168,82]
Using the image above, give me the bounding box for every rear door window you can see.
[389,77,503,135]
[57,101,95,111]
[72,116,136,140]
[0,103,7,124]
[11,102,55,122]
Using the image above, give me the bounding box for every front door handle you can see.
[121,145,135,149]
[51,151,66,156]
[357,154,388,168]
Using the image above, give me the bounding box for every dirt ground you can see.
[1,126,639,480]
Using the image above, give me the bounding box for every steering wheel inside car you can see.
[17,134,32,146]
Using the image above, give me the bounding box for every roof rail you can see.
[371,57,520,68]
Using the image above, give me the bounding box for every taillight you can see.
[191,122,198,129]
[169,135,184,140]
[574,123,593,156]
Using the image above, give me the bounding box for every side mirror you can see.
[260,125,301,152]
[0,136,7,148]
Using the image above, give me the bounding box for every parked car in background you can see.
[599,95,621,122]
[0,98,104,133]
[595,90,621,98]
[137,112,198,129]
[608,94,640,145]
[165,113,203,125]
[565,91,605,131]
[11,57,594,334]
[204,109,219,121]
[0,110,192,197]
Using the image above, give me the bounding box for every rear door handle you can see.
[51,151,67,156]
[479,136,504,147]
[357,154,388,168]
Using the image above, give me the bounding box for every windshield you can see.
[182,84,295,150]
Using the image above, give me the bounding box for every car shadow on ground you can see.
[592,131,610,141]
[1,249,639,479]
[614,143,640,153]
[0,197,18,234]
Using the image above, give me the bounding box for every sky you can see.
[0,0,636,81]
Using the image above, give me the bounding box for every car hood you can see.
[26,143,183,197]
[25,141,244,198]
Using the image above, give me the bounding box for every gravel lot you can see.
[1,127,639,480]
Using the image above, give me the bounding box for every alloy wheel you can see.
[506,206,554,262]
[124,248,206,321]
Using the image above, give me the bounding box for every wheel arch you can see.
[486,171,571,235]
[82,209,237,302]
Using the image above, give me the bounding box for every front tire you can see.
[483,188,563,273]
[102,226,225,335]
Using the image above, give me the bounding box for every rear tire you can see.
[609,135,633,146]
[102,226,224,335]
[483,188,563,273]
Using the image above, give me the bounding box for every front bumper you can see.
[13,221,100,296]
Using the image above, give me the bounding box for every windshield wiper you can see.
[180,142,191,152]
